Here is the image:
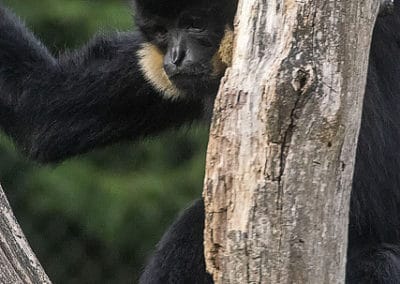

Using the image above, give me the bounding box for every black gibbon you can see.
[0,0,400,283]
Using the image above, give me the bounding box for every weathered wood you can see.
[204,0,380,283]
[0,185,51,284]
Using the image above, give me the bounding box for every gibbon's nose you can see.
[164,45,186,77]
[171,46,186,66]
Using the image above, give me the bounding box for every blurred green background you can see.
[0,0,208,283]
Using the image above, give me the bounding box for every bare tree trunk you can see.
[0,185,51,283]
[204,0,381,283]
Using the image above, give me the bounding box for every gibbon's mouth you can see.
[170,73,199,81]
[169,73,207,86]
[170,73,221,97]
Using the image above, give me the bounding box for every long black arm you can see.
[0,6,202,163]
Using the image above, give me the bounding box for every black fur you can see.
[1,1,400,283]
[139,199,213,284]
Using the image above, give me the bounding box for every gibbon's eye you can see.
[153,26,168,40]
[182,16,206,32]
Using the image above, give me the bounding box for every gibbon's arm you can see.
[0,6,202,163]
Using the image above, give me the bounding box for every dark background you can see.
[0,0,208,282]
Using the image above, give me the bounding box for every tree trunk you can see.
[0,184,51,283]
[204,0,380,283]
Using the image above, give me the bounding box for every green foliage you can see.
[4,0,133,51]
[0,0,208,282]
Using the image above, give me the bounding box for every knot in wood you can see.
[291,66,314,94]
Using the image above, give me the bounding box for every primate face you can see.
[134,0,237,99]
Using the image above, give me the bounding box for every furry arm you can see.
[0,6,202,163]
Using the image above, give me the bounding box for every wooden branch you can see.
[204,0,380,283]
[0,184,51,283]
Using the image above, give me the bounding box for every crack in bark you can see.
[275,67,311,270]
[275,91,301,264]
[277,69,310,210]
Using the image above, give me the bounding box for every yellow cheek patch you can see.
[137,43,183,99]
[212,27,234,77]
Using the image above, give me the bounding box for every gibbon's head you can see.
[134,0,238,99]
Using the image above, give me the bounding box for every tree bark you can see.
[0,185,51,284]
[204,0,380,283]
